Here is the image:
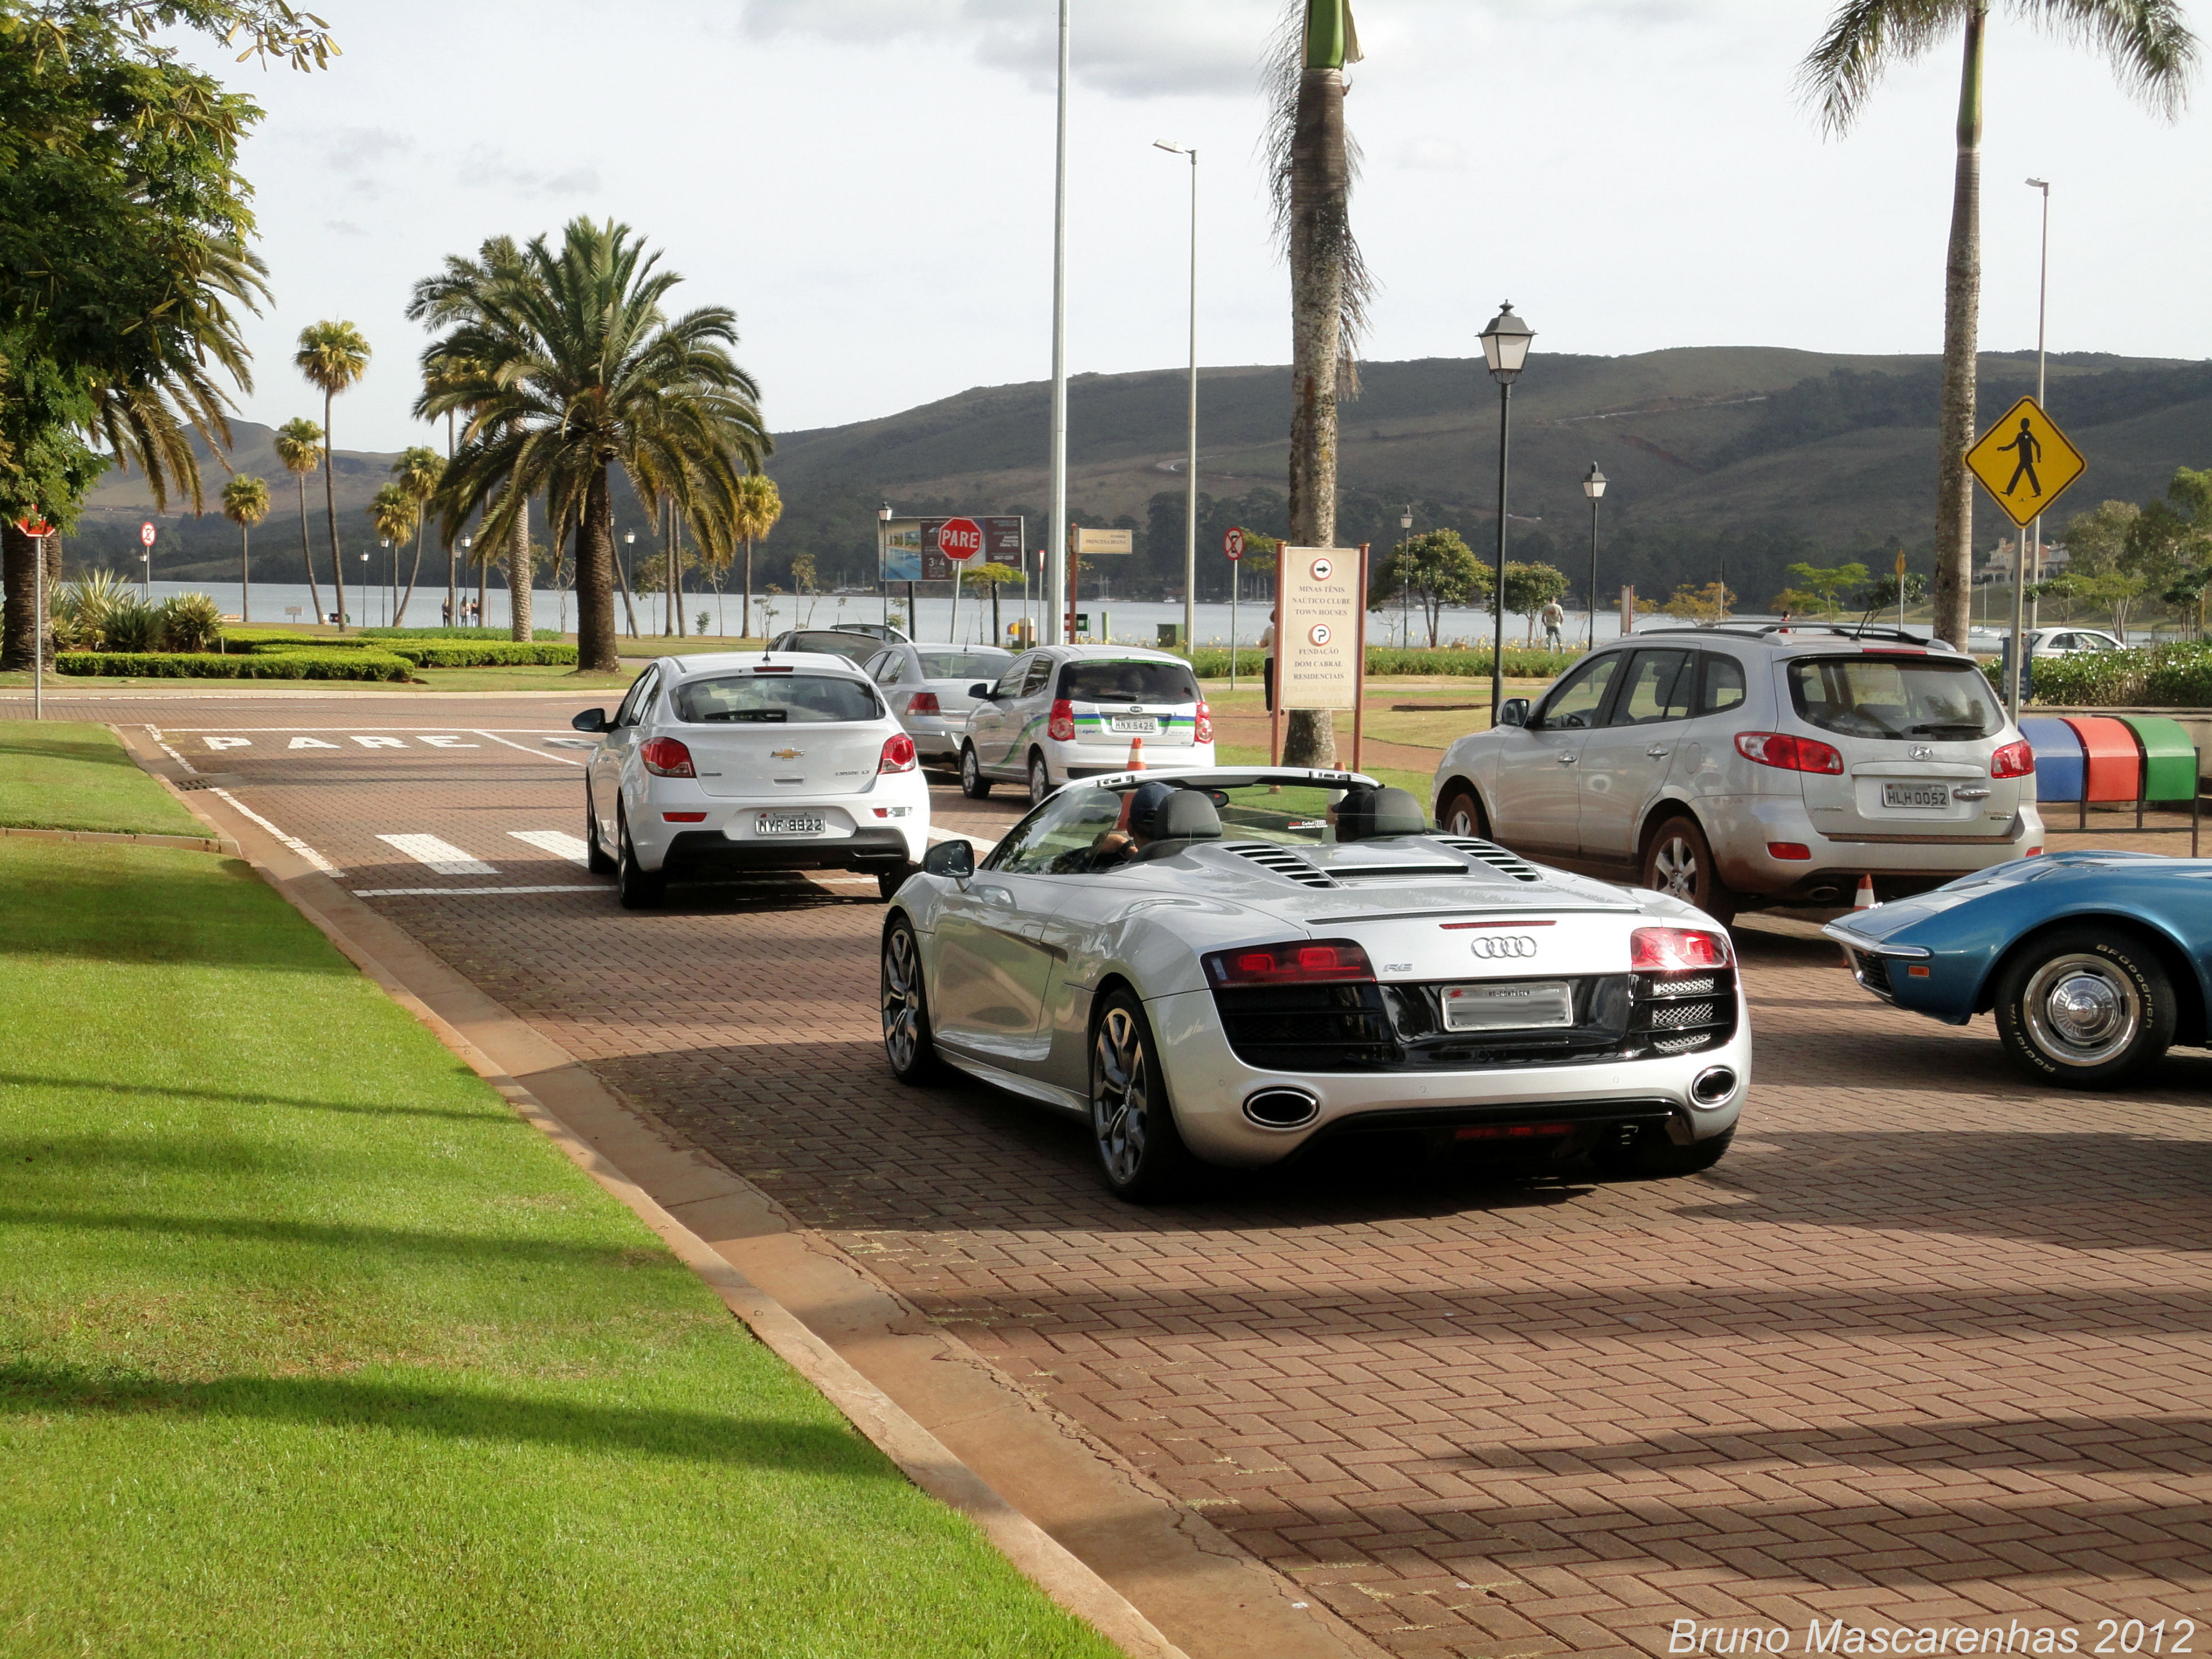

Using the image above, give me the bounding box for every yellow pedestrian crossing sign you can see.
[1964,395,2085,528]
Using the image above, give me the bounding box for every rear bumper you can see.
[662,825,915,876]
[1047,739,1214,781]
[1704,795,2044,900]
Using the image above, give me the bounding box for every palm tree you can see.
[1799,0,2193,650]
[272,418,326,624]
[220,475,271,623]
[367,484,420,628]
[413,217,770,674]
[1266,0,1371,766]
[294,321,372,630]
[391,446,445,625]
[729,473,783,640]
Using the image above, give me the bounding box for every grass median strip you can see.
[0,836,1120,1657]
[0,720,204,837]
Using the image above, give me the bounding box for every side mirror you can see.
[924,839,975,879]
[572,707,611,734]
[1498,697,1532,728]
[968,682,995,699]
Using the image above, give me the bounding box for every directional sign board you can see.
[1223,526,1245,561]
[1276,547,1362,711]
[1965,396,2085,528]
[880,515,1023,581]
[1072,526,1134,556]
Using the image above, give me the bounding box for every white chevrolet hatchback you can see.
[575,651,930,909]
[958,644,1215,805]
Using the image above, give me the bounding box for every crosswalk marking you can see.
[376,834,498,876]
[509,830,589,867]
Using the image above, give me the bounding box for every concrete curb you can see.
[0,822,236,855]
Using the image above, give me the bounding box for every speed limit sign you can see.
[1223,526,1244,561]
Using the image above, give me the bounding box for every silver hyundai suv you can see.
[1431,624,2044,922]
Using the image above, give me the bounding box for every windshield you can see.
[1058,660,1200,705]
[781,632,880,665]
[1787,656,2002,741]
[990,780,1356,874]
[674,673,881,724]
[917,649,1011,682]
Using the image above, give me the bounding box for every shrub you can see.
[101,602,162,653]
[55,649,413,681]
[2028,642,2212,708]
[156,592,225,653]
[358,626,562,640]
[388,641,578,667]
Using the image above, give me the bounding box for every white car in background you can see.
[860,641,1014,772]
[959,644,1215,805]
[574,651,930,909]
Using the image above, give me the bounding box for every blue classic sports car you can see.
[1824,852,2212,1087]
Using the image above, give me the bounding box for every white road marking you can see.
[351,885,599,898]
[352,735,408,749]
[288,735,340,749]
[376,834,498,876]
[542,737,597,750]
[509,830,589,867]
[474,728,586,768]
[209,789,340,874]
[203,735,251,750]
[420,735,478,748]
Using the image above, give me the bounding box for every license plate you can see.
[1882,783,1952,810]
[1442,979,1574,1032]
[756,812,826,837]
[1109,716,1159,734]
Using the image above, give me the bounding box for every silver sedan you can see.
[862,642,1014,771]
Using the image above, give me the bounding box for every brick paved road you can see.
[43,688,2212,1657]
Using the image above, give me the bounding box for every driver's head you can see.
[1124,780,1178,846]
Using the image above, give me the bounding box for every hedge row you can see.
[1186,644,1579,680]
[56,649,413,681]
[358,625,564,640]
[387,641,578,667]
[2027,641,2212,708]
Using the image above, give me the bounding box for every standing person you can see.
[1540,597,1566,651]
[1260,619,1276,713]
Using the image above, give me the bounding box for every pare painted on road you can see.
[197,734,483,751]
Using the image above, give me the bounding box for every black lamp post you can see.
[1398,503,1413,646]
[1581,463,1607,651]
[1479,302,1533,724]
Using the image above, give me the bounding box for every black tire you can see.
[1438,785,1488,839]
[585,790,617,875]
[959,744,993,799]
[1593,1125,1734,1181]
[880,914,943,1082]
[1641,814,1736,926]
[1027,750,1053,807]
[1993,926,2176,1088]
[876,864,912,902]
[615,810,665,910]
[1089,990,1197,1203]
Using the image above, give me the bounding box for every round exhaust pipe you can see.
[1243,1088,1319,1129]
[1691,1066,1738,1108]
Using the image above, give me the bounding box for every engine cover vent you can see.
[1436,837,1542,883]
[1219,842,1339,888]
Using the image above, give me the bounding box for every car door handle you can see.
[1646,746,1670,758]
[1556,753,1578,765]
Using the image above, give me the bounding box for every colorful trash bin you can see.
[2019,716,2084,804]
[2116,715,2198,804]
[2061,716,2142,803]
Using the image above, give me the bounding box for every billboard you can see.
[880,515,1024,582]
[1275,546,1363,711]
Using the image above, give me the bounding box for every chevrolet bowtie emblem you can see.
[770,748,804,760]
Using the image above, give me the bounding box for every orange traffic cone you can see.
[1853,873,1876,910]
[1126,735,1146,771]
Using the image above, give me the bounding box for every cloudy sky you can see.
[195,0,2208,453]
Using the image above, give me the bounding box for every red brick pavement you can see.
[63,691,2212,1657]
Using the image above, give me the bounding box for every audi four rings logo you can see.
[1468,935,1540,960]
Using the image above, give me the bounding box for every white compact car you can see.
[575,651,930,908]
[958,644,1215,805]
[1432,624,2045,921]
[882,768,1748,1201]
[860,641,1014,771]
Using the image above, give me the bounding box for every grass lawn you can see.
[0,834,1118,1653]
[0,721,204,837]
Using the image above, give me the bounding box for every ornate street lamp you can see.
[1581,463,1607,651]
[1478,302,1533,724]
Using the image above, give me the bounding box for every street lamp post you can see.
[1478,302,1534,726]
[1581,464,1607,651]
[622,531,637,637]
[2027,177,2052,637]
[460,535,472,624]
[380,536,393,628]
[359,552,369,629]
[1154,140,1199,658]
[1398,504,1415,648]
[878,500,892,635]
[1046,0,1070,645]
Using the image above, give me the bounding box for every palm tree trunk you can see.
[743,538,753,639]
[241,525,251,623]
[398,519,424,625]
[296,474,324,624]
[576,466,619,673]
[324,390,347,630]
[1932,2,1986,651]
[1282,55,1348,769]
[1,520,39,671]
[509,495,534,641]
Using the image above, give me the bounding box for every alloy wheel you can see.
[1092,1005,1150,1186]
[1651,834,1698,902]
[881,926,924,1072]
[1029,754,1051,806]
[2022,953,2141,1069]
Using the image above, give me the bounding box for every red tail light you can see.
[1989,738,2035,779]
[662,812,707,823]
[879,732,917,774]
[1194,700,1213,744]
[1631,927,1733,971]
[1048,698,1077,742]
[1766,842,1812,861]
[907,690,941,716]
[640,737,695,778]
[1204,938,1374,987]
[1735,731,1844,775]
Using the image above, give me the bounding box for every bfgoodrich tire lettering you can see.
[1994,926,2175,1088]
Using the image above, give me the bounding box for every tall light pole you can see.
[1479,302,1534,726]
[1398,504,1415,647]
[1046,0,1070,646]
[2027,176,2051,635]
[1155,139,1199,656]
[460,535,472,625]
[878,500,893,634]
[1582,464,1607,651]
[380,536,393,628]
[623,531,637,637]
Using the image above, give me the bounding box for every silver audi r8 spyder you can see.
[880,768,1751,1200]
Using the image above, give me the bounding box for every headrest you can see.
[1129,783,1222,843]
[1334,786,1427,842]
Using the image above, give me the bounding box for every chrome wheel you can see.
[960,744,992,799]
[1650,834,1698,901]
[1028,753,1051,806]
[881,926,924,1072]
[1091,1005,1152,1188]
[2022,954,2140,1069]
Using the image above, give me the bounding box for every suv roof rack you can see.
[1634,622,1955,650]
